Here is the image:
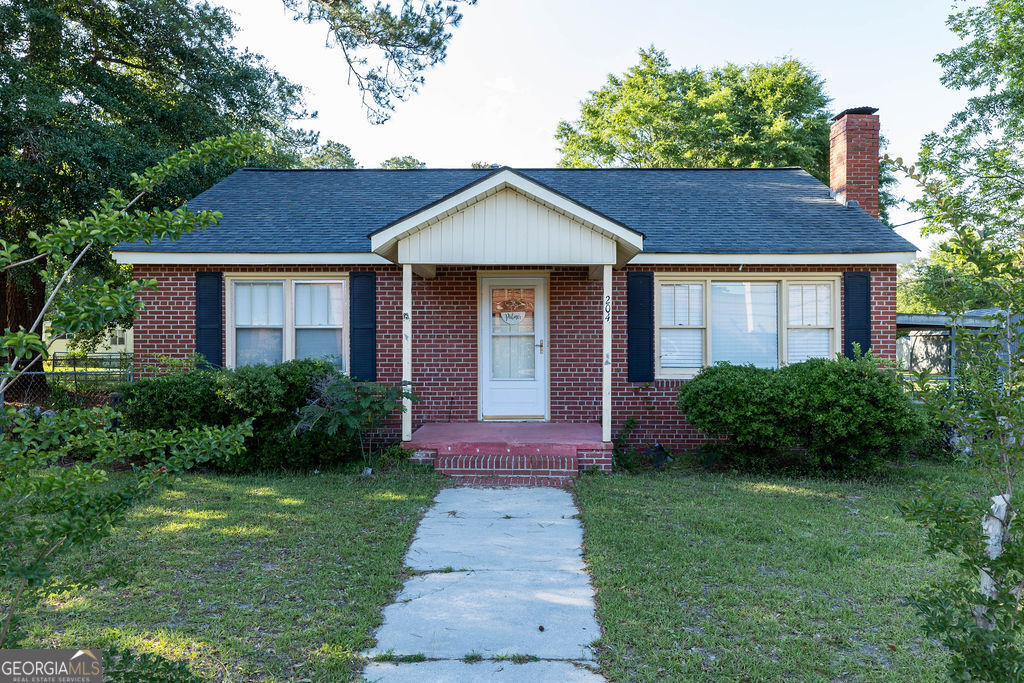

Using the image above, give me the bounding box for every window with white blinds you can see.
[657,283,704,372]
[295,282,346,368]
[229,277,347,368]
[787,283,833,363]
[234,282,285,366]
[654,276,837,377]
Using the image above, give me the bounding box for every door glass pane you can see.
[491,287,535,333]
[711,282,778,368]
[788,329,831,363]
[296,329,345,367]
[236,328,283,366]
[661,328,703,368]
[491,335,535,379]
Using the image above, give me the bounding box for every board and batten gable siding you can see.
[396,188,618,265]
[131,262,896,455]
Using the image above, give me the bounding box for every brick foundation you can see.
[132,262,897,458]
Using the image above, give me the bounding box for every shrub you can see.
[119,369,227,431]
[120,359,354,472]
[294,375,417,468]
[676,363,793,468]
[778,355,924,473]
[678,353,927,475]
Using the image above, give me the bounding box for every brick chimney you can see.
[829,106,880,218]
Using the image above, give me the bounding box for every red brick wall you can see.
[612,264,897,452]
[830,112,880,218]
[409,266,602,424]
[132,262,896,453]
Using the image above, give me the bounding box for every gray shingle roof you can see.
[113,167,917,255]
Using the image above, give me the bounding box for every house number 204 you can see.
[604,295,611,322]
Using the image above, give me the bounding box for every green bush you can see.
[120,359,355,472]
[118,369,227,431]
[675,363,792,468]
[294,375,417,468]
[779,356,924,473]
[678,353,927,475]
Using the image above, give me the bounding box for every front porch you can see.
[406,422,613,485]
[368,169,645,456]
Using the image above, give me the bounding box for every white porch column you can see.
[602,264,613,443]
[402,263,413,441]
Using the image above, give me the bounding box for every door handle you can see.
[535,339,544,354]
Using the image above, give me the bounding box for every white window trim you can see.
[654,273,842,379]
[225,273,349,369]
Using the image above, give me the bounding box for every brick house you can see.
[113,108,916,484]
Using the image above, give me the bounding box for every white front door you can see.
[479,276,548,420]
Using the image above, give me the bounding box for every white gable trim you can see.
[369,169,643,265]
[629,251,917,265]
[111,251,389,265]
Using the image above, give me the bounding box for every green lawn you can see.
[573,462,977,681]
[8,468,443,681]
[6,462,979,681]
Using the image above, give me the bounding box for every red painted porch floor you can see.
[407,422,605,456]
[405,423,610,486]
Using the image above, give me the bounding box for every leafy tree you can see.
[1,0,475,340]
[471,161,501,168]
[556,48,831,178]
[890,3,1024,674]
[0,135,255,648]
[894,154,1024,681]
[557,48,900,223]
[303,140,359,169]
[381,155,426,169]
[898,249,994,314]
[283,0,476,123]
[911,0,1024,252]
[0,0,315,339]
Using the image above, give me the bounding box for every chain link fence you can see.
[3,353,133,411]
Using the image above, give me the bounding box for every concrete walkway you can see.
[362,487,603,682]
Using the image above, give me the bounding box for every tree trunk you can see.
[975,492,1011,631]
[2,268,45,333]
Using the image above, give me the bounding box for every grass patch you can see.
[462,651,483,663]
[4,468,443,681]
[574,462,980,680]
[372,651,427,663]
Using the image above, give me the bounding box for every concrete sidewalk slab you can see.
[362,487,603,681]
[366,569,599,660]
[406,516,584,571]
[423,487,578,520]
[363,660,602,682]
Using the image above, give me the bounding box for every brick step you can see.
[434,453,579,487]
[449,474,575,487]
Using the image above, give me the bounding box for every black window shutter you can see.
[195,272,223,368]
[843,271,871,358]
[627,271,655,382]
[349,271,377,381]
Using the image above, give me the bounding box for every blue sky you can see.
[218,0,970,251]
